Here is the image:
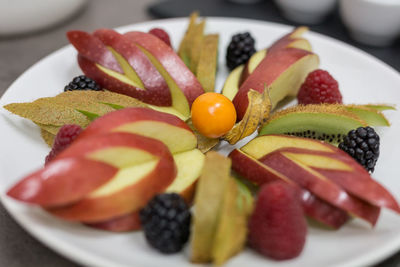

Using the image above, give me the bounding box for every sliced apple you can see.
[7,158,118,208]
[278,147,400,213]
[85,211,142,232]
[67,31,122,73]
[165,149,205,202]
[86,148,205,232]
[77,55,157,103]
[268,26,311,53]
[240,135,400,214]
[240,134,334,159]
[76,107,197,154]
[93,28,172,106]
[229,149,349,228]
[238,49,267,85]
[221,27,318,120]
[69,30,172,106]
[124,31,204,107]
[222,27,313,103]
[233,47,319,120]
[48,153,176,222]
[55,131,172,168]
[259,151,380,225]
[222,65,245,101]
[47,133,176,222]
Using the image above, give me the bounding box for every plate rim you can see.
[1,16,400,267]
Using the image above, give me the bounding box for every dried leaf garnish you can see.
[187,119,220,153]
[35,123,60,135]
[4,102,90,127]
[4,91,147,127]
[223,88,271,144]
[40,129,55,147]
[4,91,148,145]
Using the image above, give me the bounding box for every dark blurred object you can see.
[147,0,400,71]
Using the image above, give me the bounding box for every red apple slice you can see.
[86,212,141,232]
[7,158,118,208]
[92,28,172,106]
[229,149,349,228]
[67,31,122,73]
[279,147,400,214]
[124,31,204,107]
[85,148,205,231]
[56,131,171,168]
[233,47,318,120]
[48,150,176,222]
[76,107,197,153]
[259,151,380,225]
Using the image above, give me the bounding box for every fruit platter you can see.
[1,14,400,267]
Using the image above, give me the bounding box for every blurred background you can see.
[0,0,399,266]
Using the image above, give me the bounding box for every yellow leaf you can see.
[187,119,220,153]
[223,87,271,144]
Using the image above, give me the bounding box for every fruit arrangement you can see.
[2,12,400,266]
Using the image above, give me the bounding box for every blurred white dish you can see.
[0,0,87,35]
[339,0,400,46]
[274,0,337,24]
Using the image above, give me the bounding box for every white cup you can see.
[339,0,400,46]
[0,0,87,36]
[274,0,337,24]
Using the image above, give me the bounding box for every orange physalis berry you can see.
[191,92,237,138]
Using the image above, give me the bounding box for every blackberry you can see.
[139,193,191,254]
[64,75,101,91]
[226,32,256,70]
[338,126,380,172]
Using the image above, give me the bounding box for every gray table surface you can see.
[0,0,399,266]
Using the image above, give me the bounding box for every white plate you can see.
[1,17,400,267]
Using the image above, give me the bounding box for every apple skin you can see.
[48,149,176,223]
[239,39,311,86]
[77,55,172,106]
[92,28,172,106]
[85,178,197,232]
[75,107,196,153]
[85,183,196,232]
[7,158,118,208]
[229,149,349,229]
[259,151,380,226]
[124,31,204,107]
[279,147,400,214]
[268,27,311,53]
[233,47,315,120]
[86,212,141,232]
[67,31,122,73]
[56,131,172,163]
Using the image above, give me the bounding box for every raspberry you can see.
[139,193,191,254]
[149,28,172,47]
[297,69,342,105]
[248,181,307,260]
[226,32,256,70]
[64,75,101,92]
[45,124,83,164]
